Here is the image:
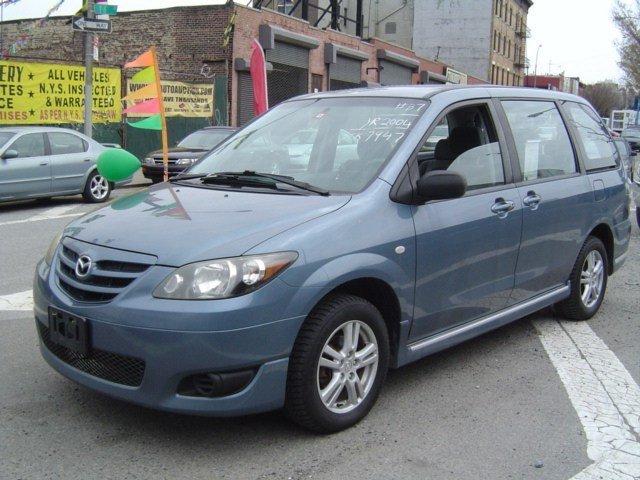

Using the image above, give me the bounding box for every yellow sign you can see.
[126,80,213,118]
[0,60,121,125]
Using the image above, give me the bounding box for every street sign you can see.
[94,4,117,15]
[72,16,112,34]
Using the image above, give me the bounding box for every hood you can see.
[64,183,350,266]
[147,147,208,159]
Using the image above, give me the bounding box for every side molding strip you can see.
[404,285,571,362]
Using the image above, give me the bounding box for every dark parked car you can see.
[621,124,640,151]
[142,126,237,183]
[613,137,634,180]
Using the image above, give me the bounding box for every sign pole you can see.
[83,0,95,137]
[150,46,169,182]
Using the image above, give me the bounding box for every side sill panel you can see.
[398,285,571,367]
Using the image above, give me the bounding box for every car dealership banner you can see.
[126,80,213,118]
[0,60,122,125]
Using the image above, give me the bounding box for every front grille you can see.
[56,241,153,303]
[153,158,177,165]
[37,321,145,387]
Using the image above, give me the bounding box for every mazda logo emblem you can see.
[75,255,92,278]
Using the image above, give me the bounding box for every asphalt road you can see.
[0,189,638,480]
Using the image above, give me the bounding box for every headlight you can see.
[175,158,198,165]
[44,232,63,266]
[144,157,155,165]
[153,252,298,300]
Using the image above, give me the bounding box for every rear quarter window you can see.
[563,102,618,171]
[501,100,577,182]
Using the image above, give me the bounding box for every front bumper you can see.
[33,260,306,416]
[142,164,188,179]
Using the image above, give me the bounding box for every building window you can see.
[276,0,294,14]
[495,0,500,15]
[385,22,397,34]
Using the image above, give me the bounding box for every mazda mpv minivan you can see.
[34,86,631,432]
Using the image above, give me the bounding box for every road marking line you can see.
[0,205,84,226]
[535,319,640,479]
[0,290,33,312]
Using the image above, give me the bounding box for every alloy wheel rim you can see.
[90,175,109,200]
[580,250,604,309]
[316,320,379,414]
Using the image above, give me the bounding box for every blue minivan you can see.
[34,86,631,432]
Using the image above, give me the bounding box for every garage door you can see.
[237,71,254,127]
[266,42,309,107]
[330,55,362,90]
[379,60,413,86]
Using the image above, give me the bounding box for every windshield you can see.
[0,132,16,149]
[177,130,233,150]
[190,97,428,193]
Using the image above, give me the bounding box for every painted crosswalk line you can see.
[535,319,640,480]
[0,290,33,312]
[0,205,83,227]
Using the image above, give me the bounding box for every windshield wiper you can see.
[202,171,330,196]
[169,173,209,182]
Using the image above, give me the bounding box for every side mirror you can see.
[1,149,18,160]
[416,171,467,202]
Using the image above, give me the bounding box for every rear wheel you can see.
[285,294,389,433]
[636,207,640,229]
[556,236,608,320]
[82,170,111,203]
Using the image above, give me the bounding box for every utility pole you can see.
[83,0,94,137]
[532,44,541,89]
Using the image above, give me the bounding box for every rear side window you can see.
[48,132,87,155]
[564,102,617,171]
[8,133,46,158]
[501,100,577,181]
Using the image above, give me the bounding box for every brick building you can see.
[0,3,486,132]
[524,74,582,95]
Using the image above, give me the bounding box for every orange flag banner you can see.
[125,49,154,69]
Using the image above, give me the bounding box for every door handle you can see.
[83,158,91,162]
[491,198,515,217]
[523,191,541,209]
[39,162,49,166]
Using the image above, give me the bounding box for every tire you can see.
[82,170,111,203]
[636,207,640,230]
[556,236,608,321]
[285,294,389,433]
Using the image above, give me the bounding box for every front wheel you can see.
[285,294,389,433]
[82,170,111,203]
[556,236,608,320]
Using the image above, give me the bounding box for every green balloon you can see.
[97,148,141,182]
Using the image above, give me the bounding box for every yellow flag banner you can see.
[126,79,213,118]
[0,60,121,125]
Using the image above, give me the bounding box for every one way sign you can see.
[72,16,112,34]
